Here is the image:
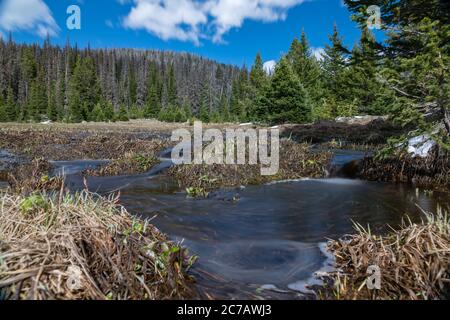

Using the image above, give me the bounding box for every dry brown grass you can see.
[0,189,195,300]
[358,148,450,189]
[83,152,160,177]
[168,140,332,193]
[6,158,64,194]
[319,207,450,300]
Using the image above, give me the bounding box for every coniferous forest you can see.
[0,0,449,146]
[1,0,450,303]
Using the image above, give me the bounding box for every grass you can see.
[317,206,450,300]
[168,140,332,194]
[83,152,160,176]
[0,189,195,300]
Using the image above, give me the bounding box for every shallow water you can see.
[50,152,449,299]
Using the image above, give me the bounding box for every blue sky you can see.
[0,0,367,66]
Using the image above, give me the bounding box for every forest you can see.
[1,0,450,302]
[0,0,449,148]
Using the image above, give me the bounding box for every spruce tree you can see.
[322,24,349,109]
[266,57,311,124]
[5,87,17,121]
[345,28,390,115]
[117,105,129,122]
[145,62,161,118]
[0,94,7,122]
[68,57,100,122]
[249,53,269,121]
[167,64,178,107]
[90,102,106,122]
[287,31,322,110]
[47,82,58,121]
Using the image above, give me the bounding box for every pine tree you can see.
[345,28,389,115]
[5,87,17,121]
[167,64,178,107]
[198,82,211,122]
[28,74,48,121]
[117,105,129,122]
[266,57,311,124]
[145,62,161,118]
[321,24,349,114]
[230,68,250,121]
[68,57,100,122]
[47,82,58,121]
[90,102,106,122]
[103,101,115,121]
[287,31,322,109]
[383,18,450,139]
[249,53,269,121]
[0,94,7,122]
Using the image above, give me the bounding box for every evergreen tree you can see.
[145,62,161,118]
[117,105,129,121]
[5,87,17,121]
[198,82,211,122]
[287,31,322,99]
[90,102,106,122]
[0,94,7,122]
[167,64,178,106]
[129,68,137,106]
[230,68,250,121]
[28,74,48,121]
[47,82,58,121]
[103,101,115,121]
[249,53,269,121]
[321,24,349,115]
[345,28,390,115]
[266,57,311,124]
[68,57,100,122]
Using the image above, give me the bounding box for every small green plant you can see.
[20,194,49,215]
[186,187,209,198]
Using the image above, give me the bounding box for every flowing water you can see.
[45,151,449,299]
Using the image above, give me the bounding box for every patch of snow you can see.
[407,134,436,158]
[40,120,52,124]
[239,122,253,126]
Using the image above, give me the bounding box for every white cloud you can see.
[263,60,276,75]
[312,47,325,61]
[123,0,208,45]
[122,0,306,44]
[208,0,305,43]
[0,0,59,38]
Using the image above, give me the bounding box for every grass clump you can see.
[84,152,160,177]
[0,190,195,300]
[169,140,331,194]
[7,158,64,194]
[318,207,450,300]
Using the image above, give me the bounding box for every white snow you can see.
[407,134,436,158]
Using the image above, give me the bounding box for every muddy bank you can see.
[167,141,332,194]
[282,118,406,146]
[0,127,171,161]
[357,148,450,189]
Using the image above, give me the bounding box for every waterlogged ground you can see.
[44,152,449,299]
[0,122,448,300]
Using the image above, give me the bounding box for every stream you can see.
[11,150,450,299]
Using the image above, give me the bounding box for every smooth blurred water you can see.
[48,152,449,299]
